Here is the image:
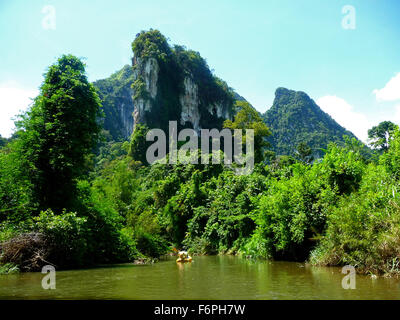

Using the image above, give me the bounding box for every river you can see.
[0,256,399,299]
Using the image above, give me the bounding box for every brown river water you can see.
[0,255,399,299]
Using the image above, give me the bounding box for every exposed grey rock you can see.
[179,76,200,132]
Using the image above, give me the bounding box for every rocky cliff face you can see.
[94,30,236,141]
[179,76,201,131]
[130,30,234,134]
[132,57,159,125]
[94,59,235,141]
[93,65,135,140]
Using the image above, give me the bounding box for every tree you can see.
[132,29,171,61]
[295,142,314,164]
[224,101,271,163]
[129,124,150,164]
[0,135,7,148]
[17,55,102,212]
[368,121,398,152]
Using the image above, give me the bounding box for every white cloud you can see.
[0,82,38,138]
[373,73,400,102]
[316,95,371,143]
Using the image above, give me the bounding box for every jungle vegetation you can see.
[1,31,400,278]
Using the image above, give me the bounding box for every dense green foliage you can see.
[128,124,150,164]
[224,101,271,163]
[63,126,400,276]
[132,29,172,61]
[0,56,138,270]
[15,55,103,213]
[310,131,400,274]
[0,135,8,148]
[295,142,314,164]
[0,142,33,222]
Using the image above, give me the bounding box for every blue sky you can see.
[1,0,400,141]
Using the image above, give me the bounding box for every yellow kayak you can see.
[176,251,193,263]
[176,256,192,263]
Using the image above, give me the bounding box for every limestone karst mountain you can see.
[93,30,363,158]
[94,30,234,141]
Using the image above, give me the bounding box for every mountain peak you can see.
[274,87,311,107]
[264,87,359,157]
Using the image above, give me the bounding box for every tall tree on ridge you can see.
[368,121,398,152]
[17,55,103,212]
